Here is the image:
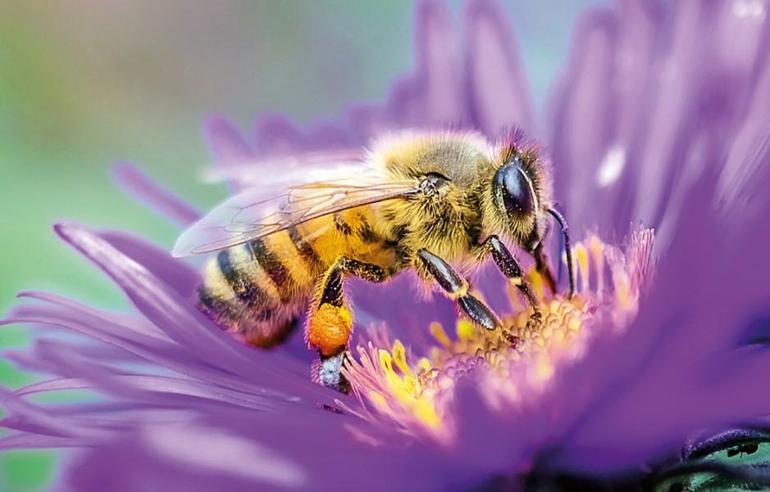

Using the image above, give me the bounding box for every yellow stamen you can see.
[378,349,393,373]
[391,340,412,375]
[429,322,452,348]
[344,232,653,439]
[588,234,605,293]
[574,243,589,292]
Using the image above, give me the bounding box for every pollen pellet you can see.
[307,303,353,357]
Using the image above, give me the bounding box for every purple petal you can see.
[98,230,201,298]
[390,0,464,127]
[203,115,255,165]
[0,433,84,450]
[50,223,333,400]
[548,8,620,233]
[253,113,307,155]
[464,0,536,135]
[113,163,200,226]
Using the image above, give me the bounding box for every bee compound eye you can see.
[494,159,535,217]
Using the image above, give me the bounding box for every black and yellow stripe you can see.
[198,225,330,345]
[197,205,398,348]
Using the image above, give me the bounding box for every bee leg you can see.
[532,241,558,295]
[546,207,576,298]
[309,257,387,393]
[316,350,351,394]
[483,236,542,330]
[417,249,501,332]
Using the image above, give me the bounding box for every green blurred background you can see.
[0,1,600,489]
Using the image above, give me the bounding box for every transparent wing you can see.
[202,149,365,190]
[173,167,418,256]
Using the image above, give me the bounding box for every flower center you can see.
[343,230,654,439]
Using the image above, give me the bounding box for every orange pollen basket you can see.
[308,303,353,357]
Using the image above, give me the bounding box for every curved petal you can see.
[464,0,535,136]
[203,115,255,165]
[113,163,201,226]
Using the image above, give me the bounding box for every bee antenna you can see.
[547,207,575,298]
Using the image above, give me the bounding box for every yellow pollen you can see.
[587,235,606,293]
[574,243,589,292]
[456,319,476,340]
[528,270,546,299]
[345,231,653,438]
[614,271,632,309]
[532,355,555,383]
[429,322,452,348]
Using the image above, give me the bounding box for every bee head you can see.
[492,157,538,219]
[485,135,575,297]
[489,154,544,243]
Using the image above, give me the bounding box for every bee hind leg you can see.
[308,257,387,393]
[417,249,502,332]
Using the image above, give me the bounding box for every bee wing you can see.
[172,168,418,257]
[201,149,365,189]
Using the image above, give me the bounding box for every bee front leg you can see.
[417,249,502,332]
[309,257,387,393]
[482,236,542,330]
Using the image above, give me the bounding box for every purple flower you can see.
[4,0,770,490]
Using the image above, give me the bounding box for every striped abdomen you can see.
[198,226,326,347]
[197,207,398,347]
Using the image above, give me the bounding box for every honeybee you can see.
[173,130,574,392]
